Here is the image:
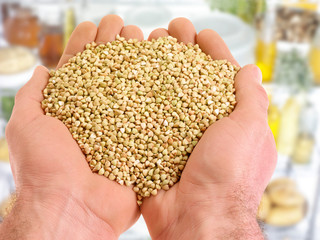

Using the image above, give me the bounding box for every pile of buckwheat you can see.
[42,36,239,205]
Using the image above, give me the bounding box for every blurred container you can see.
[258,177,307,227]
[0,138,9,162]
[256,2,277,83]
[277,96,302,156]
[125,3,171,28]
[0,46,37,124]
[275,4,319,43]
[2,2,40,48]
[268,101,281,143]
[273,42,313,92]
[38,6,63,69]
[192,12,255,66]
[309,24,320,84]
[205,0,266,24]
[63,0,76,48]
[255,1,319,44]
[292,100,317,164]
[0,1,19,23]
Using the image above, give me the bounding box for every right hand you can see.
[4,15,144,240]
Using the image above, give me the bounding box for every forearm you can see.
[0,190,117,240]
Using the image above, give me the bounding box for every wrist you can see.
[161,203,263,240]
[0,188,117,240]
[153,184,264,240]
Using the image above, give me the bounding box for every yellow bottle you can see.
[256,40,277,83]
[309,25,320,84]
[268,103,281,144]
[292,133,314,164]
[277,97,301,156]
[310,47,320,83]
[63,3,76,48]
[255,3,277,83]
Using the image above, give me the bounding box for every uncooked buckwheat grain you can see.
[42,36,239,205]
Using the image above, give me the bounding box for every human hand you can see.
[2,15,144,240]
[141,18,277,240]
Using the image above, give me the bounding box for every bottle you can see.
[63,0,76,48]
[268,98,281,144]
[255,2,277,83]
[292,100,317,164]
[38,6,64,69]
[277,95,303,156]
[309,24,320,84]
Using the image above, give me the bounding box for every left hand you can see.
[141,18,277,240]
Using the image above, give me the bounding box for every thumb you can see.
[229,64,269,125]
[11,65,49,122]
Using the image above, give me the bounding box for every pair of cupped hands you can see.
[3,15,277,240]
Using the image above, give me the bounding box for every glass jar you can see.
[38,6,64,69]
[3,2,40,48]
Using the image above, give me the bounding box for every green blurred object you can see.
[273,49,313,92]
[1,96,15,121]
[206,0,266,23]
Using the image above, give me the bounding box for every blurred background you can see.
[0,0,320,239]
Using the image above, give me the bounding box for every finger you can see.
[229,64,268,122]
[196,29,239,66]
[95,14,124,43]
[120,25,144,41]
[168,17,197,44]
[57,21,97,69]
[13,66,49,120]
[148,28,169,41]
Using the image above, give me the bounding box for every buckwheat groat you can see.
[42,36,239,205]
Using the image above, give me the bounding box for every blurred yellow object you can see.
[266,177,297,193]
[277,97,301,156]
[256,39,277,83]
[0,47,36,74]
[293,134,314,164]
[63,7,76,48]
[0,138,9,162]
[0,194,16,219]
[268,103,280,143]
[265,206,304,226]
[283,0,319,10]
[269,187,305,207]
[309,47,320,84]
[257,193,271,221]
[258,177,306,227]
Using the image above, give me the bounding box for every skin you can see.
[0,15,277,240]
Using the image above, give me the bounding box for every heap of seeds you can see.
[42,36,239,205]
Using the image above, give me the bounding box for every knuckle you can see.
[14,87,26,103]
[5,119,15,139]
